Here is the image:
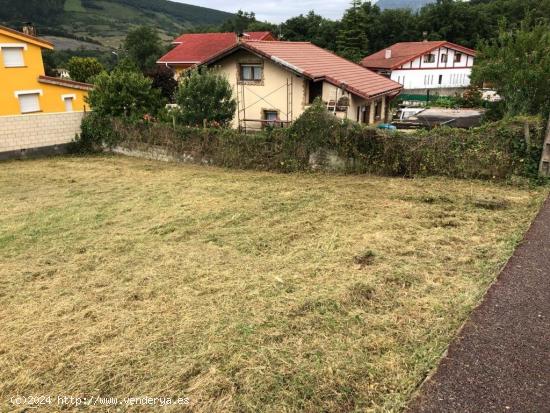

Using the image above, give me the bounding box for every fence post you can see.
[539,114,550,177]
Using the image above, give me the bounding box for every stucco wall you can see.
[0,111,84,153]
[0,32,89,116]
[212,50,388,129]
[213,49,307,130]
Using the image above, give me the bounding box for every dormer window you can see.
[1,44,25,67]
[423,53,435,63]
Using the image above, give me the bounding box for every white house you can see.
[361,41,476,99]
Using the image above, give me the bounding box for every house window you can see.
[441,53,448,63]
[17,92,41,113]
[423,53,435,63]
[2,46,25,67]
[308,80,323,104]
[454,52,462,63]
[263,110,279,127]
[62,94,75,112]
[240,64,262,82]
[438,74,443,85]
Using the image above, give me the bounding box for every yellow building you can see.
[0,25,92,116]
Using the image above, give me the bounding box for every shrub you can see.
[147,65,178,102]
[175,68,236,127]
[93,100,545,181]
[86,68,163,120]
[71,112,120,153]
[67,56,105,83]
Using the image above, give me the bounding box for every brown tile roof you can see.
[38,75,93,91]
[361,41,476,70]
[204,40,403,99]
[158,32,275,65]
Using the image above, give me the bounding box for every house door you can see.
[362,105,370,124]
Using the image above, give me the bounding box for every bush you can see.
[106,105,545,181]
[84,100,545,180]
[175,68,236,127]
[86,68,163,120]
[147,65,178,102]
[67,56,105,83]
[71,112,121,153]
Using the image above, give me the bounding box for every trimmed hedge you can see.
[74,103,545,181]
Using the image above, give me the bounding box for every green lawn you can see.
[0,155,546,412]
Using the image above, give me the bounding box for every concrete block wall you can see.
[0,111,85,154]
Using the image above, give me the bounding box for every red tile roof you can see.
[204,40,403,99]
[361,41,476,70]
[158,32,275,65]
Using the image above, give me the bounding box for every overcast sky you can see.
[177,0,374,23]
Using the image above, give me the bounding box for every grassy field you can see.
[0,155,547,412]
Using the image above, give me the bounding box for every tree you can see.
[175,68,236,127]
[219,10,257,33]
[281,11,340,51]
[124,26,163,72]
[66,57,105,83]
[147,65,178,102]
[471,21,550,118]
[86,67,163,119]
[336,0,370,62]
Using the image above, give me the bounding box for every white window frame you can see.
[1,43,27,68]
[15,89,43,114]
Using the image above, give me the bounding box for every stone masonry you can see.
[0,111,85,154]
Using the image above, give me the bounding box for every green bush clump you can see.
[78,100,545,182]
[71,112,121,153]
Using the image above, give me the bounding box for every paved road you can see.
[408,196,550,413]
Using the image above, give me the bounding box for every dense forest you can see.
[213,0,550,61]
[0,0,65,23]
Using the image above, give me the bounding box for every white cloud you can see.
[176,0,373,23]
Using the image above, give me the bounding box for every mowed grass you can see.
[0,155,547,412]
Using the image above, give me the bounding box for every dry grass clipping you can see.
[0,155,547,412]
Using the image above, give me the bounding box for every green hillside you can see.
[0,0,233,48]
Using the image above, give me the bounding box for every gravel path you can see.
[408,195,550,413]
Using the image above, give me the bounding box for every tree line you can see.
[210,0,550,61]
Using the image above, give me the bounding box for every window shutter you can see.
[18,93,40,113]
[2,47,24,67]
[64,97,74,112]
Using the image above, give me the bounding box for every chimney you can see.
[22,22,37,37]
[236,31,244,43]
[385,49,392,59]
[422,31,429,42]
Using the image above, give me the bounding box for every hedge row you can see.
[75,102,545,181]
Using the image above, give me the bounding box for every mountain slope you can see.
[375,0,436,11]
[0,0,234,48]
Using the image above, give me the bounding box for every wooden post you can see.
[539,115,550,177]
